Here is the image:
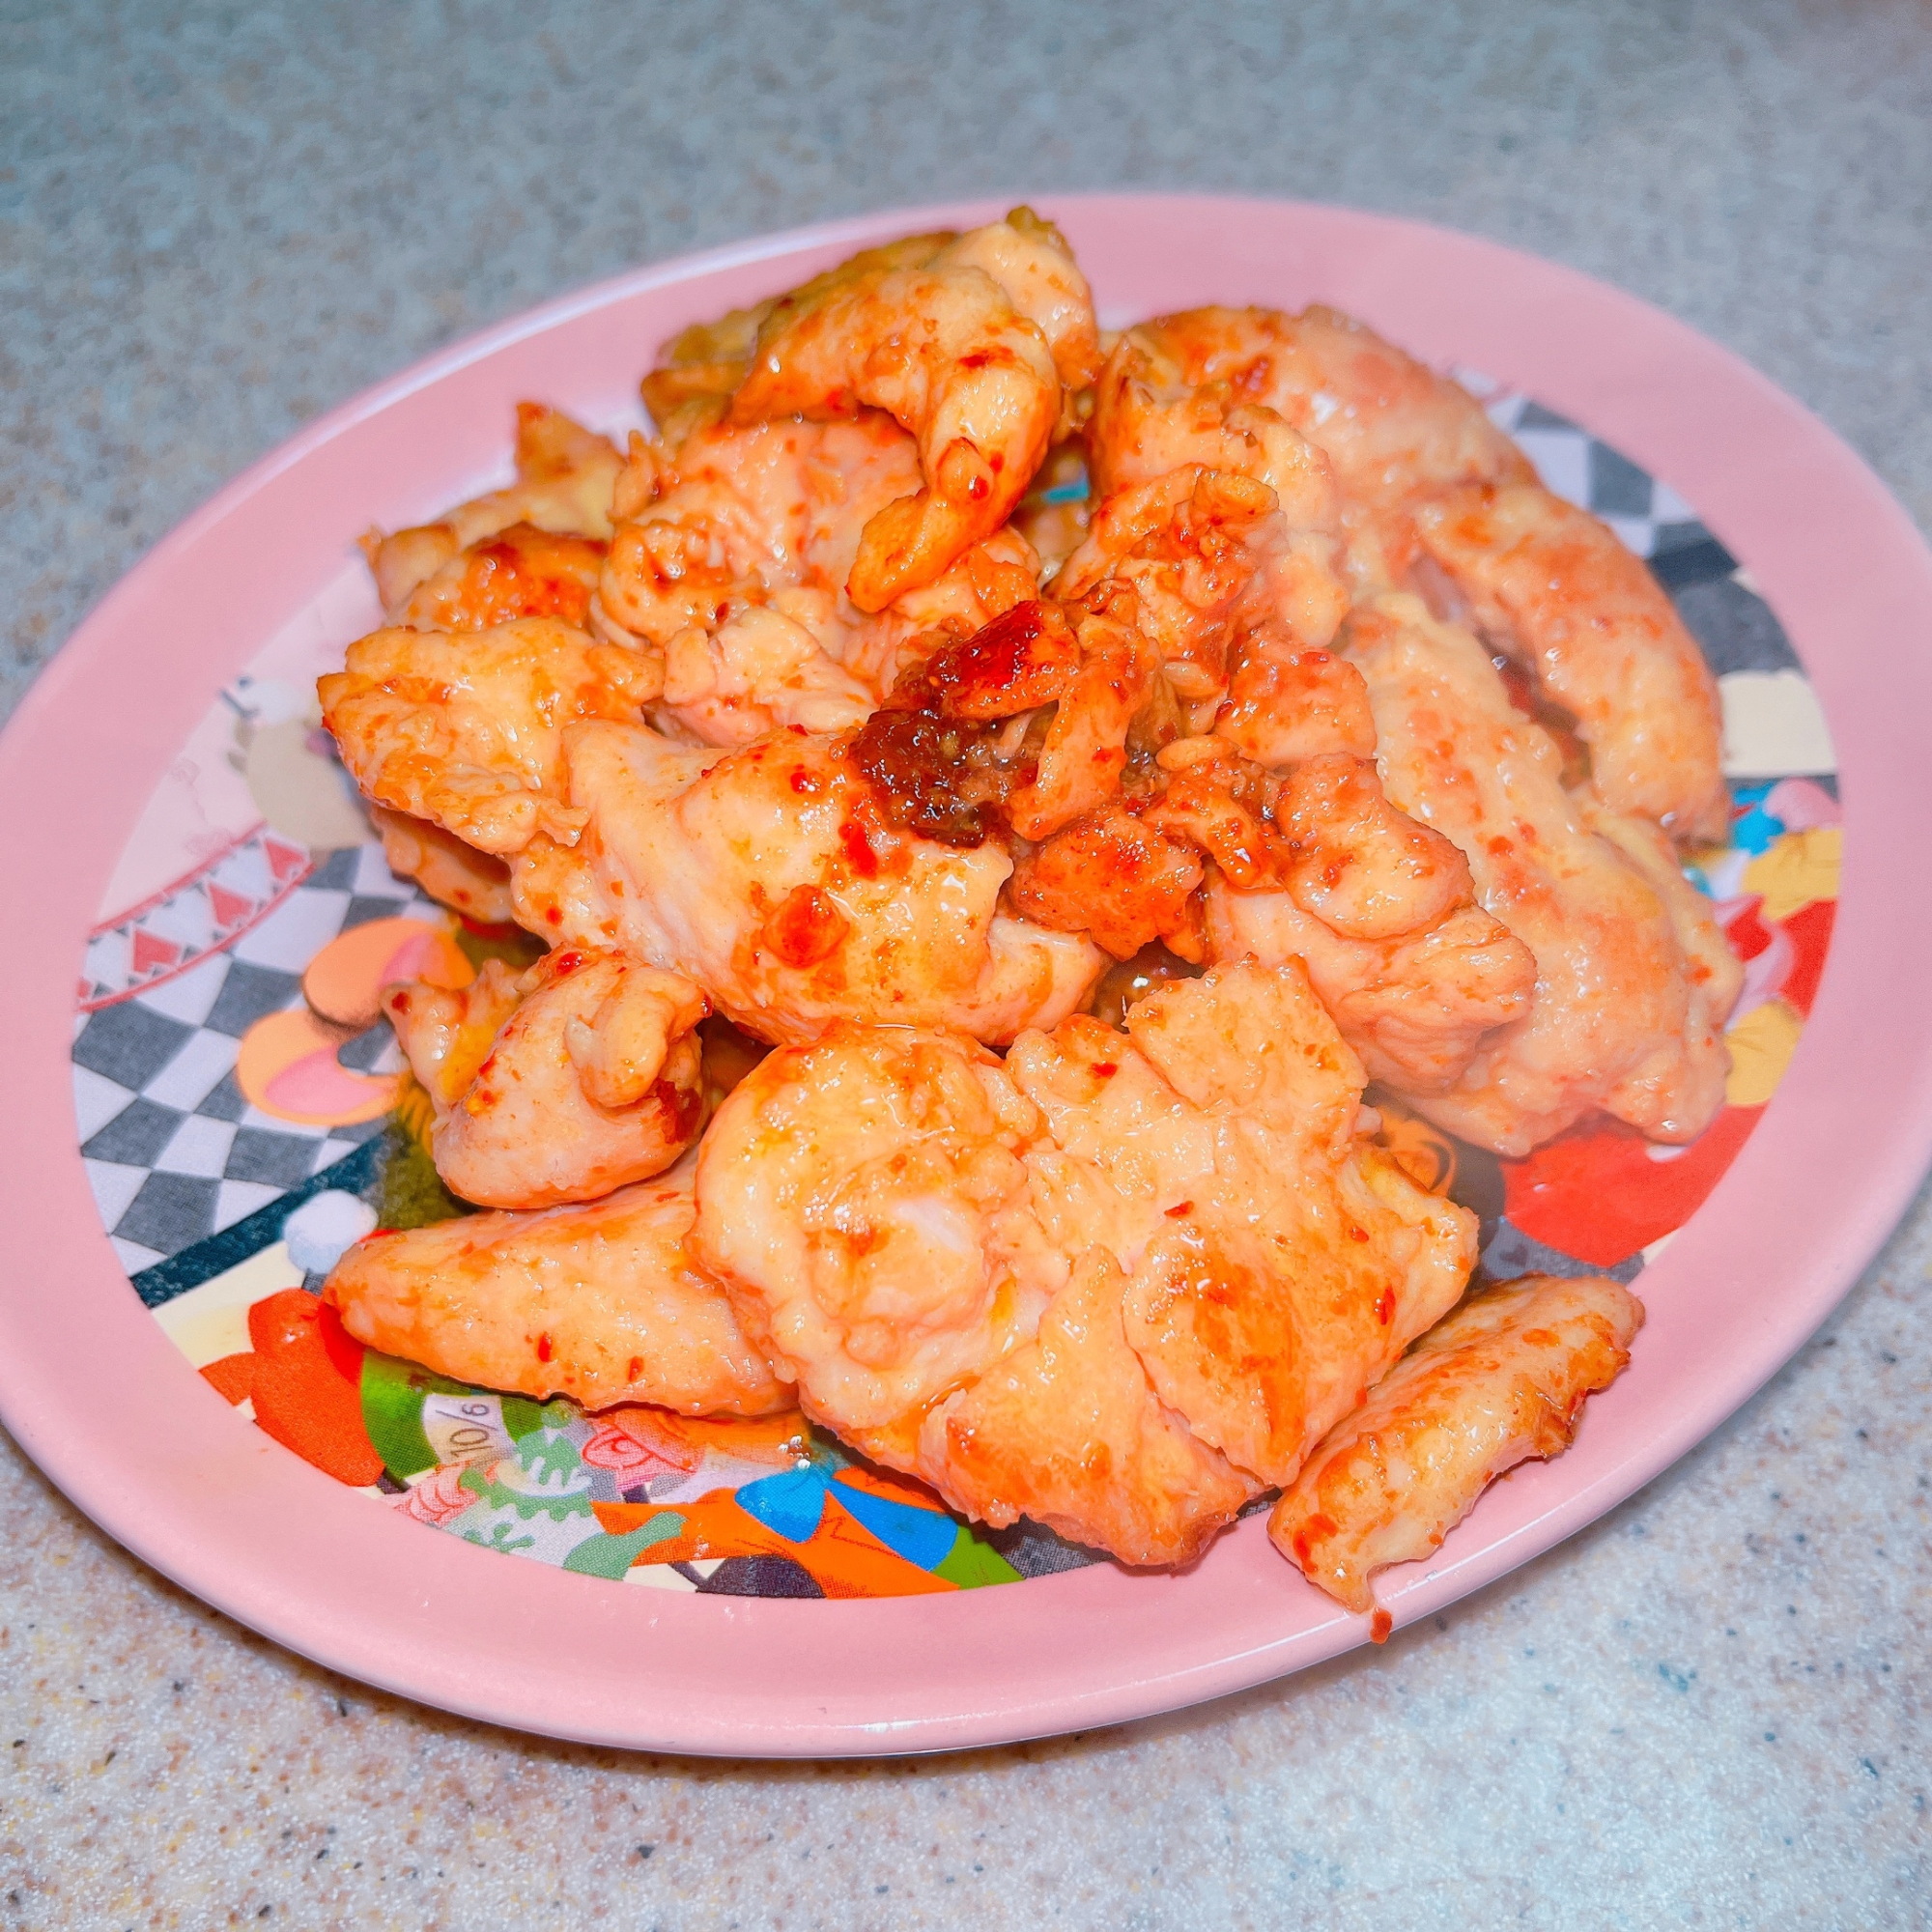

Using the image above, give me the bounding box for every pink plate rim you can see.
[3,193,1929,1758]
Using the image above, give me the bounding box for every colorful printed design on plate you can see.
[187,1282,1023,1597]
[71,401,1839,1597]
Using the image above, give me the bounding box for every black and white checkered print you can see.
[72,842,435,1276]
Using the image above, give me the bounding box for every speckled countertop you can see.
[3,4,1929,1926]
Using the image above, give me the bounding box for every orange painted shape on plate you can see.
[809,1493,957,1598]
[592,1491,955,1598]
[236,1009,398,1125]
[1722,899,1774,963]
[1780,898,1835,1018]
[1502,1105,1767,1267]
[302,916,473,1031]
[200,1352,256,1405]
[209,1290,385,1488]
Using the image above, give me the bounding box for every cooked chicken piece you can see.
[363,405,623,612]
[1004,598,1167,841]
[1143,736,1537,1095]
[693,962,1477,1565]
[639,210,1098,457]
[1087,325,1342,531]
[1113,305,1534,599]
[1413,482,1727,839]
[1212,628,1378,767]
[1207,889,1537,1095]
[845,527,1044,695]
[920,1248,1254,1565]
[598,413,1042,739]
[506,827,614,950]
[318,617,662,855]
[882,552,1520,1073]
[1131,305,1532,518]
[510,719,1105,1045]
[325,1155,790,1416]
[848,593,1180,856]
[1271,1273,1643,1613]
[842,593,1195,965]
[657,526,1040,749]
[659,603,880,745]
[691,1024,1054,1456]
[1086,309,1721,844]
[370,807,516,924]
[1058,467,1347,702]
[947,617,1534,1072]
[385,947,708,1209]
[1345,593,1740,1153]
[386,522,607,633]
[1581,801,1747,1060]
[599,413,922,651]
[1267,751,1474,941]
[1002,968,1475,1489]
[726,213,1097,611]
[936,208,1103,390]
[640,232,957,450]
[1008,808,1207,962]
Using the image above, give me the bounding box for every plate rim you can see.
[5,191,1929,1758]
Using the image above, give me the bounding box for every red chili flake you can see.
[626,1356,644,1381]
[765,884,849,968]
[1375,1287,1396,1325]
[1164,1201,1193,1218]
[923,602,1071,719]
[1371,1609,1393,1644]
[650,1073,705,1142]
[545,906,563,926]
[536,1333,554,1363]
[838,817,881,879]
[1290,1513,1336,1566]
[1091,1062,1119,1079]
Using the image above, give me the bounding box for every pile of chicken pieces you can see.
[320,211,1723,1618]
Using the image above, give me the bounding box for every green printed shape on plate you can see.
[463,1422,604,1525]
[501,1394,548,1439]
[931,1524,1023,1590]
[358,1350,554,1483]
[375,1117,472,1232]
[561,1514,687,1579]
[360,1350,475,1481]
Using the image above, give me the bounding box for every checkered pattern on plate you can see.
[73,842,434,1275]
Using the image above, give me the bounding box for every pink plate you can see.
[4,195,1929,1757]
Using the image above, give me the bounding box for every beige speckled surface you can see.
[2,3,1928,1926]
